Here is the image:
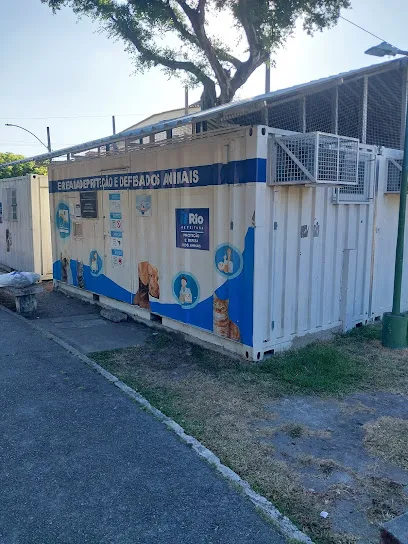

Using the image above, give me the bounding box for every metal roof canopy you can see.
[2,57,407,168]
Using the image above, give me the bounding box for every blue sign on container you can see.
[176,208,209,251]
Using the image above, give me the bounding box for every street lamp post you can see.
[5,123,51,153]
[366,42,408,348]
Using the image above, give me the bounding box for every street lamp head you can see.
[4,123,50,152]
[365,41,400,57]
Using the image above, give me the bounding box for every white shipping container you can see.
[48,127,407,359]
[0,174,52,278]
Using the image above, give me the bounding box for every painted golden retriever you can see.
[133,261,160,310]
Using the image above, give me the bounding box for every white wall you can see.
[48,129,408,359]
[371,148,408,318]
[49,128,260,358]
[0,174,51,277]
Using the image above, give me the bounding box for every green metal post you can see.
[392,104,408,314]
[382,99,408,348]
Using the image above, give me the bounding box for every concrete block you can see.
[15,294,38,316]
[100,308,128,323]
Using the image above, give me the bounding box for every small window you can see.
[6,188,17,221]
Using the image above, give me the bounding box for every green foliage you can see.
[343,323,382,341]
[258,343,364,394]
[41,0,350,107]
[0,153,48,180]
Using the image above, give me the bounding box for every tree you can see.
[41,0,349,109]
[0,153,48,180]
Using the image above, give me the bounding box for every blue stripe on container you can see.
[49,158,267,193]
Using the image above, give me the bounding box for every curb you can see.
[1,305,313,544]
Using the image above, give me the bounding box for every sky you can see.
[0,0,407,158]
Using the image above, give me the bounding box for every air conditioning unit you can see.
[270,132,359,186]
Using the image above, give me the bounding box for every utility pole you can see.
[366,41,408,348]
[265,56,271,94]
[46,127,52,152]
[185,86,189,115]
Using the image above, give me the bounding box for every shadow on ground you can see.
[0,284,149,354]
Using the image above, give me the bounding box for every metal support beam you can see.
[265,57,271,94]
[332,86,339,135]
[46,127,51,153]
[302,96,307,133]
[262,100,269,127]
[185,87,189,115]
[362,76,368,144]
[401,66,408,149]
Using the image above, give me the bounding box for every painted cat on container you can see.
[213,294,240,342]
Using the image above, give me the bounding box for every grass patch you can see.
[343,324,382,341]
[90,326,408,544]
[257,343,364,395]
[286,423,305,439]
[364,417,408,470]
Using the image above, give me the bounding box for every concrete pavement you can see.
[0,307,286,544]
[33,289,150,354]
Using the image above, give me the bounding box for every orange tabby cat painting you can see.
[213,294,240,342]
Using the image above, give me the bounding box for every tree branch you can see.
[229,52,267,100]
[155,0,200,47]
[174,0,232,101]
[111,14,212,87]
[216,50,242,69]
[235,0,263,56]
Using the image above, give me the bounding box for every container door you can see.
[101,187,133,304]
[39,180,53,277]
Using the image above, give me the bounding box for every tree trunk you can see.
[200,80,218,110]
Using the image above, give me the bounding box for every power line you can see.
[0,141,76,145]
[339,15,390,44]
[0,114,144,120]
[0,144,76,148]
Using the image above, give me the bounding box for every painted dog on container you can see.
[133,261,160,310]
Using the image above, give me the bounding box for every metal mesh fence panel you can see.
[387,158,403,192]
[67,63,407,170]
[317,134,339,182]
[337,79,364,141]
[367,70,403,149]
[275,134,316,183]
[336,150,374,202]
[273,133,358,185]
[268,98,304,132]
[306,89,334,133]
[215,65,406,152]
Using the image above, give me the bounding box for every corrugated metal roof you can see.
[1,57,407,168]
